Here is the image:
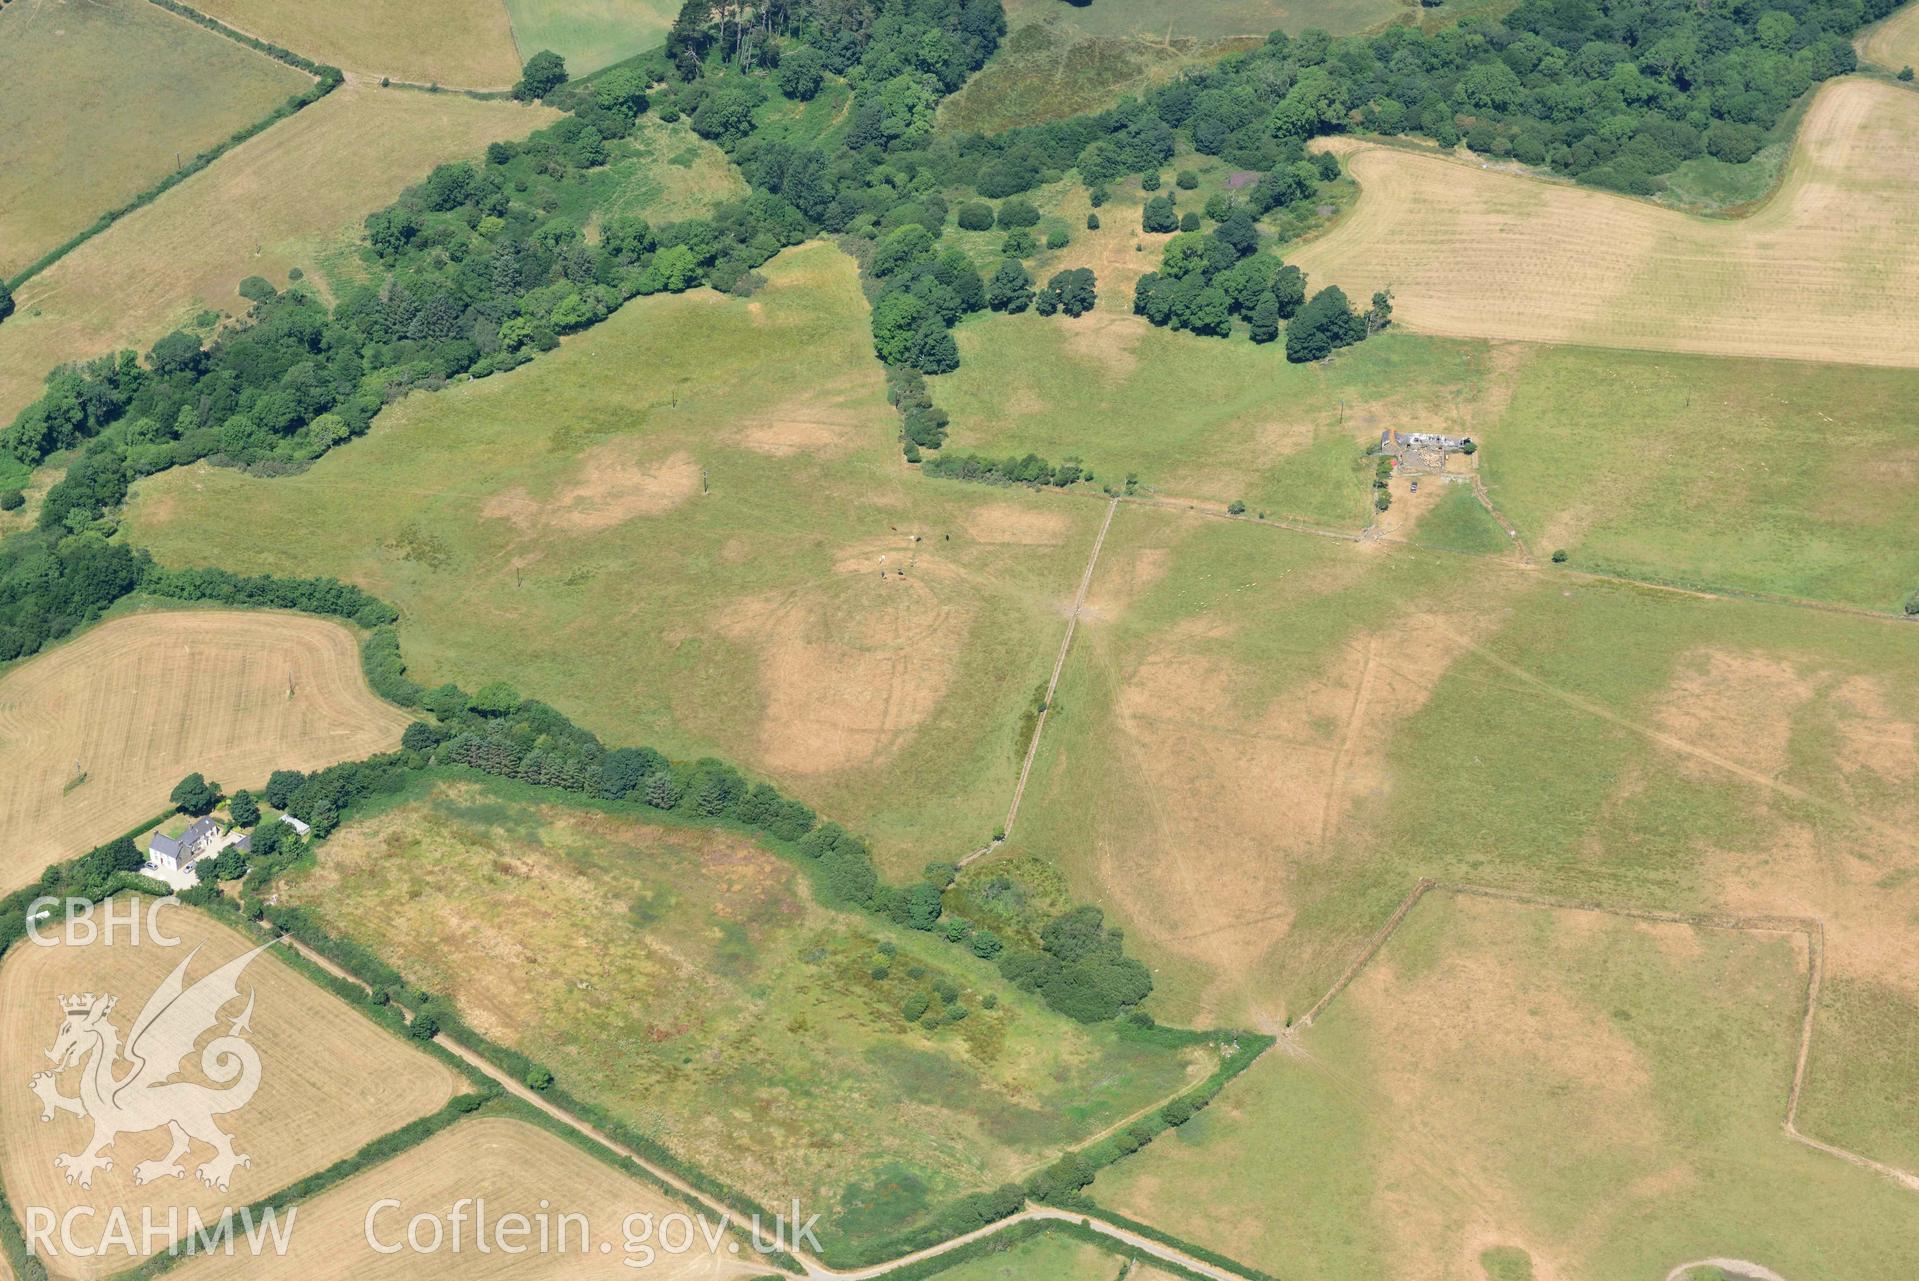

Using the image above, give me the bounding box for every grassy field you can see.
[928,172,1484,528]
[172,1115,757,1280]
[503,0,678,75]
[1293,78,1919,366]
[126,243,1103,875]
[997,504,1919,1176]
[927,1228,1129,1281]
[554,114,745,226]
[278,774,1204,1254]
[1091,891,1919,1281]
[936,316,1488,530]
[944,0,1412,132]
[0,901,458,1280]
[0,609,411,894]
[0,0,309,279]
[0,81,551,427]
[1000,0,1400,43]
[941,22,1252,135]
[189,0,522,86]
[1858,1,1919,70]
[1477,344,1919,610]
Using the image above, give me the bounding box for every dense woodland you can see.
[0,0,1895,655]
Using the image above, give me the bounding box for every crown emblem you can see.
[58,993,100,1015]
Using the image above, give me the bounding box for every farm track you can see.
[273,928,1262,1281]
[960,495,1119,867]
[1022,477,1916,627]
[1291,881,1919,1197]
[267,866,1919,1281]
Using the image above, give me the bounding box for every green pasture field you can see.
[126,244,1102,876]
[0,0,310,278]
[281,772,1203,1254]
[752,78,855,148]
[503,0,677,76]
[929,166,1393,529]
[933,311,1490,529]
[558,114,746,226]
[1090,890,1919,1280]
[923,1227,1128,1281]
[1479,344,1919,610]
[1407,483,1509,555]
[1000,504,1919,1165]
[1000,0,1402,45]
[945,0,1411,132]
[940,21,1247,135]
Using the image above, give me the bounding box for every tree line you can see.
[138,598,1160,1028]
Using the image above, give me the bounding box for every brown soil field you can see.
[1858,2,1919,69]
[0,0,310,278]
[187,0,523,87]
[170,1116,756,1281]
[1292,78,1919,366]
[1094,892,1919,1281]
[715,568,965,778]
[0,902,458,1281]
[0,610,411,893]
[0,82,552,425]
[1012,507,1517,1026]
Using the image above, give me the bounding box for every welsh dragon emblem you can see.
[28,942,272,1192]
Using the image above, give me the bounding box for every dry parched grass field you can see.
[0,610,411,893]
[1093,893,1919,1281]
[0,82,553,426]
[126,245,1102,873]
[0,902,458,1281]
[187,0,523,87]
[171,1116,756,1281]
[0,0,310,278]
[1293,78,1919,366]
[1006,504,1919,1187]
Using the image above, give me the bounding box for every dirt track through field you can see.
[1292,78,1919,366]
[962,495,1119,865]
[274,930,1255,1281]
[1435,624,1919,854]
[1295,880,1919,1197]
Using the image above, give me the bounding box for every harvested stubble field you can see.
[280,775,1201,1253]
[503,0,681,76]
[0,0,310,278]
[188,0,521,87]
[1858,0,1919,70]
[0,901,458,1281]
[127,244,1101,873]
[1292,78,1919,366]
[1002,505,1919,1175]
[1091,892,1919,1281]
[0,82,552,426]
[171,1115,755,1281]
[0,609,411,894]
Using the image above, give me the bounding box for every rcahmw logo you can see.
[28,942,272,1191]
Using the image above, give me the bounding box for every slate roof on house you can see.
[149,817,218,861]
